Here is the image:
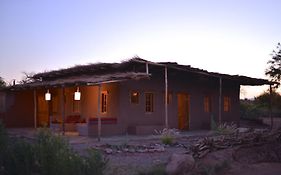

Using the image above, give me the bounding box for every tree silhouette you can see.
[17,72,35,84]
[265,43,281,87]
[0,77,6,88]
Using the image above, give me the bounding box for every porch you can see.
[34,83,120,136]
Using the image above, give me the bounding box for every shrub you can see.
[34,128,108,175]
[210,116,237,135]
[0,120,7,151]
[3,139,35,175]
[34,128,69,175]
[0,120,8,173]
[215,122,237,135]
[83,149,108,175]
[0,126,108,175]
[155,128,179,145]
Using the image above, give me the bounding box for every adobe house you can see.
[0,58,272,136]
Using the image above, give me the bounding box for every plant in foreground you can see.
[155,128,179,145]
[0,126,108,175]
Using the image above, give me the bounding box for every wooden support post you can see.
[60,87,65,135]
[146,62,149,74]
[47,94,51,127]
[97,84,101,142]
[269,85,273,130]
[219,77,222,125]
[165,66,168,128]
[33,90,37,128]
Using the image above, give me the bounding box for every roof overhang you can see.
[7,72,150,90]
[131,59,275,86]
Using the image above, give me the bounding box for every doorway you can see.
[177,93,190,130]
[37,94,49,127]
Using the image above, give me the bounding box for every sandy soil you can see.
[8,120,281,175]
[191,142,281,175]
[70,134,281,175]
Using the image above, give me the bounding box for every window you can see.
[145,92,154,112]
[101,91,108,113]
[223,96,231,112]
[204,96,211,112]
[130,91,139,104]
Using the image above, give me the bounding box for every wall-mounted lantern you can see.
[45,89,51,101]
[74,87,81,101]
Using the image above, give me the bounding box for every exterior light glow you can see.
[45,89,51,101]
[74,87,81,101]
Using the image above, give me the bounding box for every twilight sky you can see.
[0,0,280,98]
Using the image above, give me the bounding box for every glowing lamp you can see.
[74,87,81,101]
[45,90,51,101]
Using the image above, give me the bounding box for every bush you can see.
[83,149,108,175]
[210,116,237,135]
[215,122,237,135]
[155,128,179,145]
[3,139,35,175]
[34,128,108,175]
[0,126,108,175]
[240,101,263,121]
[0,120,7,151]
[0,120,8,173]
[34,128,75,175]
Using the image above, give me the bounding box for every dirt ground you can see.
[7,120,281,175]
[70,134,206,175]
[102,140,281,175]
[99,121,280,175]
[192,142,281,175]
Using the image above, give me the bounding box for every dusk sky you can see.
[0,0,280,98]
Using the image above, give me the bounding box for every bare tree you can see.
[17,72,35,84]
[0,77,6,88]
[265,43,281,87]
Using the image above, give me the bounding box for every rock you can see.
[137,149,146,153]
[105,148,113,154]
[156,147,165,152]
[166,153,195,175]
[155,146,165,152]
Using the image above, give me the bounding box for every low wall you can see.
[262,117,281,129]
[88,118,125,136]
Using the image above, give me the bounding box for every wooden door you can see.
[177,93,189,130]
[37,95,49,127]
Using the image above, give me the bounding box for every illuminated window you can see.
[130,91,139,104]
[101,91,108,113]
[223,96,231,112]
[145,92,154,112]
[204,96,211,112]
